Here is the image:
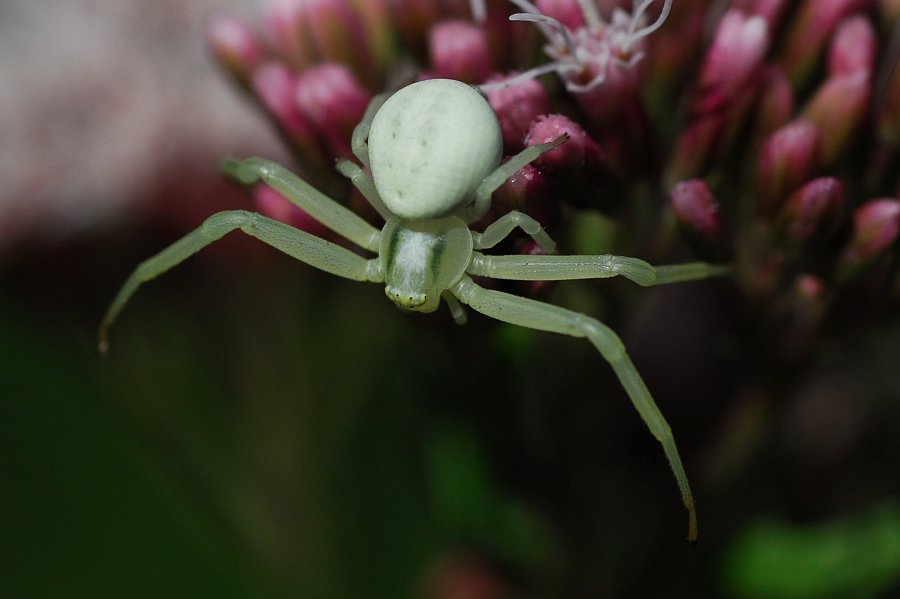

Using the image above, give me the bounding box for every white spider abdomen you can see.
[368,79,503,220]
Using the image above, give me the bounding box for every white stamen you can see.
[565,70,606,92]
[510,13,578,56]
[626,0,672,51]
[576,0,603,31]
[478,61,580,92]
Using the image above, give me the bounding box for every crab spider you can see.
[99,78,726,541]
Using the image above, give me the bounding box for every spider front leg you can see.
[473,211,557,254]
[224,158,381,251]
[98,210,382,353]
[335,159,391,221]
[450,275,699,542]
[466,134,569,223]
[351,91,390,168]
[469,253,730,286]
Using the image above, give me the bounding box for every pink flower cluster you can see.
[209,0,900,350]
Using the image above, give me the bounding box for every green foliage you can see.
[723,504,900,598]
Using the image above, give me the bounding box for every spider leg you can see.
[351,91,390,168]
[473,211,557,254]
[335,159,391,221]
[441,291,468,324]
[224,158,381,251]
[98,210,382,353]
[469,253,730,286]
[450,275,698,542]
[467,134,569,222]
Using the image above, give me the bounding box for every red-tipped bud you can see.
[305,0,377,85]
[733,0,790,29]
[253,184,331,238]
[699,10,770,98]
[493,162,558,227]
[755,67,795,137]
[670,179,730,258]
[388,0,444,51]
[347,0,395,77]
[802,71,872,165]
[796,274,826,304]
[264,0,318,68]
[484,76,551,152]
[828,16,877,77]
[757,120,823,215]
[524,115,603,175]
[650,3,707,89]
[535,0,586,29]
[780,0,871,87]
[667,113,726,182]
[670,180,724,240]
[840,199,900,271]
[253,62,324,162]
[776,177,844,244]
[429,20,494,83]
[207,13,267,87]
[295,63,371,159]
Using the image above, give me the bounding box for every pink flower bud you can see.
[253,184,331,238]
[776,177,844,244]
[780,0,871,87]
[757,120,823,215]
[828,15,877,77]
[796,274,826,303]
[535,0,586,30]
[429,20,494,83]
[755,67,795,138]
[295,63,371,159]
[389,0,444,51]
[699,10,770,99]
[484,75,551,151]
[732,0,790,29]
[524,114,603,175]
[253,62,325,163]
[802,71,872,165]
[347,0,395,78]
[649,3,707,88]
[670,180,725,242]
[207,13,266,87]
[840,198,900,271]
[667,113,726,183]
[305,0,378,86]
[493,162,558,227]
[264,0,318,68]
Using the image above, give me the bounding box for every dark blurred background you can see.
[2,1,900,598]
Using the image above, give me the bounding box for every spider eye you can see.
[385,286,428,310]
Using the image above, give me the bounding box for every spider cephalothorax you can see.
[100,78,727,541]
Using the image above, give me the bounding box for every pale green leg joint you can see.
[98,210,382,353]
[351,92,390,169]
[335,159,391,221]
[450,275,699,542]
[223,157,381,252]
[473,211,557,254]
[467,134,569,222]
[441,291,468,325]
